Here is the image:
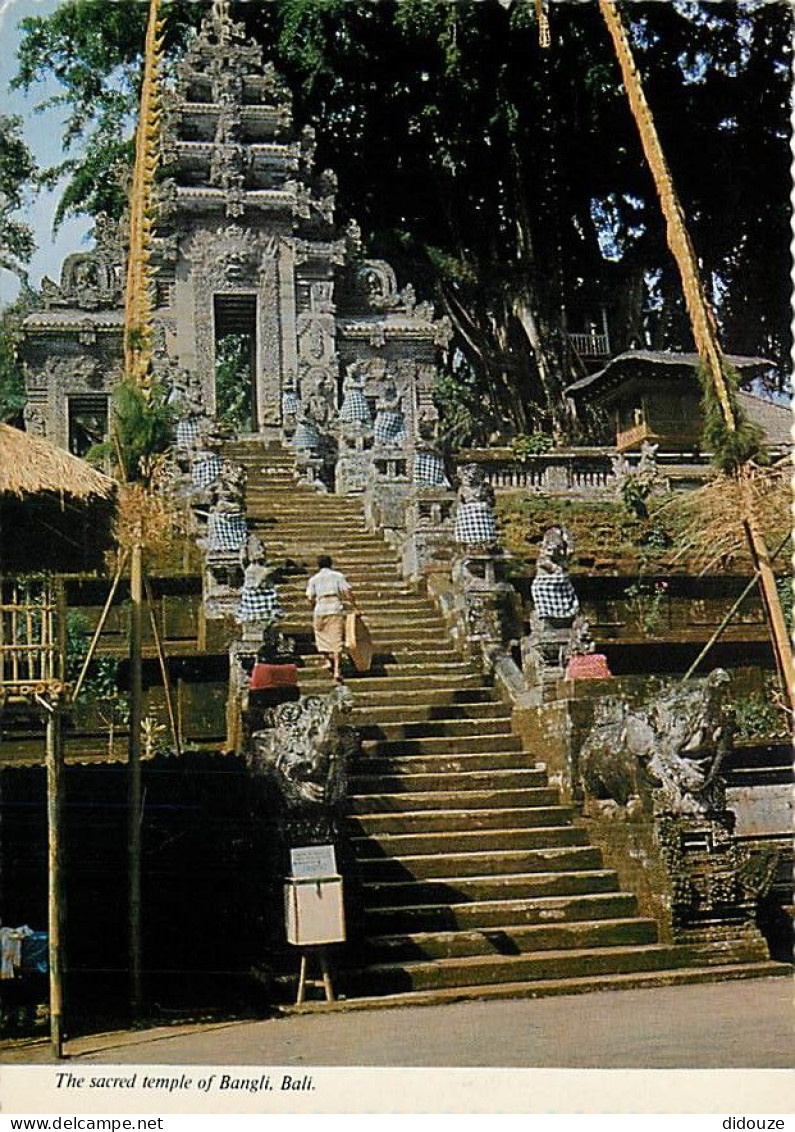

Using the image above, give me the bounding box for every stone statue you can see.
[249,687,359,843]
[174,372,207,452]
[373,382,406,448]
[339,365,373,430]
[522,524,595,694]
[236,536,281,626]
[576,670,778,940]
[578,669,733,818]
[453,463,497,548]
[412,404,449,488]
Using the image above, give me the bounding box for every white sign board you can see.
[290,844,337,880]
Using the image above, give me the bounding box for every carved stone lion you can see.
[578,670,732,817]
[249,687,357,819]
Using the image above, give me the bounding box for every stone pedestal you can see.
[364,449,411,544]
[450,553,522,654]
[401,488,456,581]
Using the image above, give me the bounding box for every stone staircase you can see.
[225,437,786,1009]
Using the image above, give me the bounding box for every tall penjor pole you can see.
[124,0,165,1021]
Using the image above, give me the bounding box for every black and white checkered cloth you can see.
[374,410,406,446]
[191,454,222,489]
[237,586,281,623]
[531,573,580,620]
[413,451,449,487]
[340,388,372,424]
[282,390,300,417]
[454,502,496,545]
[292,420,322,450]
[207,511,248,552]
[176,417,202,449]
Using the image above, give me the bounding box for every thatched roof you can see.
[0,424,115,500]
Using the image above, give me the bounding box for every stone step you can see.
[297,664,478,688]
[354,845,603,882]
[278,579,417,594]
[344,692,496,710]
[290,628,452,646]
[349,805,573,834]
[299,658,476,678]
[302,647,464,668]
[300,673,487,694]
[251,508,371,521]
[250,509,371,520]
[281,565,404,580]
[356,717,514,741]
[351,752,533,777]
[349,703,512,725]
[359,868,622,907]
[250,506,373,519]
[257,526,380,539]
[361,891,639,934]
[266,549,392,564]
[282,962,790,1014]
[339,942,772,998]
[350,768,545,796]
[348,786,559,812]
[351,824,587,857]
[296,633,457,652]
[358,917,660,964]
[360,733,523,757]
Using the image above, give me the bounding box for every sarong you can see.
[314,612,345,654]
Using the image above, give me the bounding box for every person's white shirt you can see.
[306,567,351,615]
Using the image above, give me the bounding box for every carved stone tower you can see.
[22,0,450,487]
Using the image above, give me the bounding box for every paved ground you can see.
[2,977,793,1068]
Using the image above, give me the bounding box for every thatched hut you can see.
[0,424,116,573]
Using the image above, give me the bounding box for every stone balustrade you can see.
[457,447,714,496]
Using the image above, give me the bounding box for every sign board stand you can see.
[296,947,335,1005]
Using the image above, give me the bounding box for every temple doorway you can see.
[213,294,257,433]
[68,393,109,457]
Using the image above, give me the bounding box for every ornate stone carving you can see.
[579,670,733,818]
[183,224,276,286]
[451,554,521,650]
[39,213,124,311]
[249,687,359,843]
[23,398,48,437]
[576,671,778,941]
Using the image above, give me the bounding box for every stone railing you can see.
[457,447,715,496]
[457,448,615,497]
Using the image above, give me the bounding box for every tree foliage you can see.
[0,290,40,423]
[88,377,174,483]
[0,113,38,280]
[10,0,792,442]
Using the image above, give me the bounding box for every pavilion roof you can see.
[564,349,774,398]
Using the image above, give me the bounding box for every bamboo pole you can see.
[598,0,794,703]
[72,553,129,703]
[683,533,791,680]
[143,573,181,756]
[128,539,144,1021]
[44,699,63,1059]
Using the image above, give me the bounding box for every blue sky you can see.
[0,0,92,308]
